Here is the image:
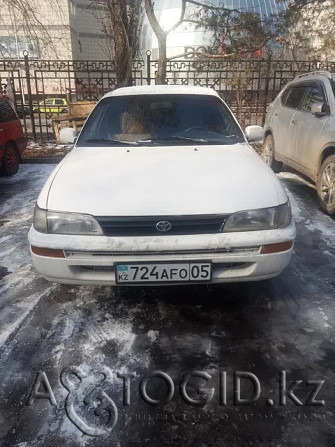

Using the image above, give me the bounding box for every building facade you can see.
[0,0,109,60]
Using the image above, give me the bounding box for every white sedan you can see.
[28,85,295,285]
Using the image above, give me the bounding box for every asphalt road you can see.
[0,164,335,447]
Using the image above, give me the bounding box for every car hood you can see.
[43,144,286,216]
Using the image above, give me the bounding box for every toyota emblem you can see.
[156,221,172,232]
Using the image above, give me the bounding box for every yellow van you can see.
[34,98,68,114]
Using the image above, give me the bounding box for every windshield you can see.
[77,94,245,146]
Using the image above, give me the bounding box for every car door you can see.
[0,99,20,139]
[289,82,328,177]
[272,83,308,161]
[54,98,65,113]
[0,99,10,153]
[0,99,22,162]
[41,99,53,113]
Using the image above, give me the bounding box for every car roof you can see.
[103,85,220,99]
[293,71,335,82]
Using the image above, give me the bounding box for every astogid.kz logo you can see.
[26,367,326,437]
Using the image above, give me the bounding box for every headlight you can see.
[223,201,291,232]
[33,204,103,235]
[33,204,47,233]
[277,201,292,228]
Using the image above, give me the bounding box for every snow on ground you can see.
[0,165,57,352]
[24,141,73,159]
[0,165,335,446]
[279,171,335,249]
[0,164,55,218]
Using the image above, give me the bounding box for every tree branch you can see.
[166,0,187,33]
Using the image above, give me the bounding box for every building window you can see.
[0,36,39,58]
[70,1,76,15]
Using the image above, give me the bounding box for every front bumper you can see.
[28,223,296,285]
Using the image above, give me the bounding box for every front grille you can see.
[77,262,251,273]
[65,247,260,258]
[95,215,229,236]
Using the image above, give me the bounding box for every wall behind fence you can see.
[0,54,334,141]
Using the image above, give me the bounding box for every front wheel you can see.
[317,154,335,216]
[0,142,20,176]
[261,134,283,173]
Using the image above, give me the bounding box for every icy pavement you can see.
[0,165,334,446]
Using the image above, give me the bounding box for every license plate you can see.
[115,262,212,284]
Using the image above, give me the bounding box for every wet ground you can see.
[0,164,335,447]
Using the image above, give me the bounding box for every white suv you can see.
[262,71,335,216]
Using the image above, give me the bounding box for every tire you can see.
[0,142,20,176]
[261,134,283,173]
[317,154,335,216]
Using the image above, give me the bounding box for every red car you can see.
[0,95,27,176]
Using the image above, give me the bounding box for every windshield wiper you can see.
[85,134,242,146]
[84,138,136,145]
[139,136,210,144]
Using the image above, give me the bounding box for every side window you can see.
[283,85,308,109]
[300,83,326,113]
[0,99,17,123]
[55,99,64,105]
[280,86,291,105]
[44,99,53,105]
[331,79,335,99]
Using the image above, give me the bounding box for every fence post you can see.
[146,51,151,85]
[23,51,36,141]
[262,54,272,127]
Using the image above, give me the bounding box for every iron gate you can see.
[0,54,334,141]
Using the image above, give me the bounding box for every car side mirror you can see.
[60,127,78,144]
[245,125,264,142]
[311,102,328,116]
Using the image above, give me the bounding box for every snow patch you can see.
[84,321,137,357]
[305,221,335,247]
[0,235,11,244]
[147,329,159,343]
[0,288,53,347]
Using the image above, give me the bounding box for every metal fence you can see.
[0,53,334,141]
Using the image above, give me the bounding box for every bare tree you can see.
[90,0,143,87]
[144,0,189,84]
[0,0,71,59]
[144,0,281,84]
[276,0,335,61]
